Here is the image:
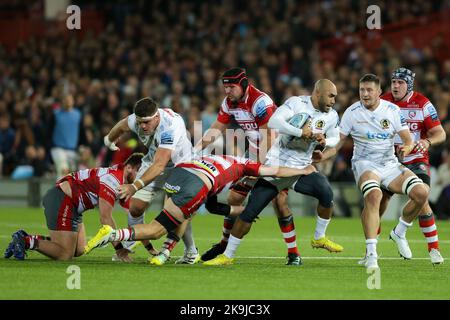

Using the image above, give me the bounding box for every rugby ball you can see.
[288,112,311,129]
[280,112,312,150]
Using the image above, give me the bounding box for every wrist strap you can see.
[425,138,432,146]
[134,179,145,189]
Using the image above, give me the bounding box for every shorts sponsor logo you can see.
[164,182,180,193]
[61,205,69,227]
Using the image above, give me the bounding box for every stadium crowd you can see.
[1,0,450,216]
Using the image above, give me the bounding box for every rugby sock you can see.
[219,216,236,247]
[111,228,135,241]
[162,232,180,253]
[365,239,378,257]
[394,217,413,238]
[314,216,330,240]
[182,221,197,253]
[277,215,299,255]
[419,213,439,251]
[224,235,241,259]
[25,235,50,250]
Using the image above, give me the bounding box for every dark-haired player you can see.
[4,153,144,261]
[103,97,199,264]
[83,154,316,256]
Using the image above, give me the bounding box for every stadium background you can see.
[1,0,450,219]
[0,0,449,302]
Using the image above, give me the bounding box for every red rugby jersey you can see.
[217,85,277,156]
[381,91,441,165]
[177,155,261,195]
[57,165,129,213]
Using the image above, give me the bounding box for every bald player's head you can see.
[312,79,337,112]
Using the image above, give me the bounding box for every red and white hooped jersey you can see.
[176,155,261,195]
[57,165,129,214]
[381,91,441,165]
[217,85,277,155]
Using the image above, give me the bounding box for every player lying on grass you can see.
[4,153,144,261]
[83,154,317,257]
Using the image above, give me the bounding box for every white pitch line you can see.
[232,256,434,260]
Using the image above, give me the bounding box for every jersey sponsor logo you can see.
[400,114,407,126]
[315,120,325,129]
[160,131,174,145]
[163,182,180,193]
[380,119,390,130]
[240,122,258,130]
[229,110,254,121]
[408,122,419,131]
[366,132,390,140]
[254,100,269,119]
[427,104,438,121]
[408,111,416,118]
[192,159,218,175]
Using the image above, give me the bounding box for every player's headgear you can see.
[222,67,248,92]
[391,67,415,93]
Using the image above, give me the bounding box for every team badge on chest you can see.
[380,119,390,129]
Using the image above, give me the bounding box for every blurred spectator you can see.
[48,93,86,179]
[0,113,16,176]
[0,0,449,180]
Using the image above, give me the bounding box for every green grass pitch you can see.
[0,207,448,300]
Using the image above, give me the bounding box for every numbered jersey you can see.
[57,165,128,214]
[176,155,261,195]
[340,99,409,164]
[217,85,276,156]
[381,91,441,165]
[266,96,340,168]
[127,108,193,166]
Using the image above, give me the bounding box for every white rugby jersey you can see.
[339,99,409,164]
[266,95,340,168]
[127,108,193,166]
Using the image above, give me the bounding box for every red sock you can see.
[419,213,439,251]
[278,215,299,255]
[219,217,235,247]
[162,233,180,253]
[25,235,49,250]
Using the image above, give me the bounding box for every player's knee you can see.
[317,185,333,208]
[74,248,84,257]
[409,184,429,206]
[129,205,145,218]
[57,252,74,261]
[365,190,382,205]
[402,176,427,204]
[227,191,245,206]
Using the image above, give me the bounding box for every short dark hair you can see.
[359,74,380,86]
[124,152,144,168]
[134,97,158,117]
